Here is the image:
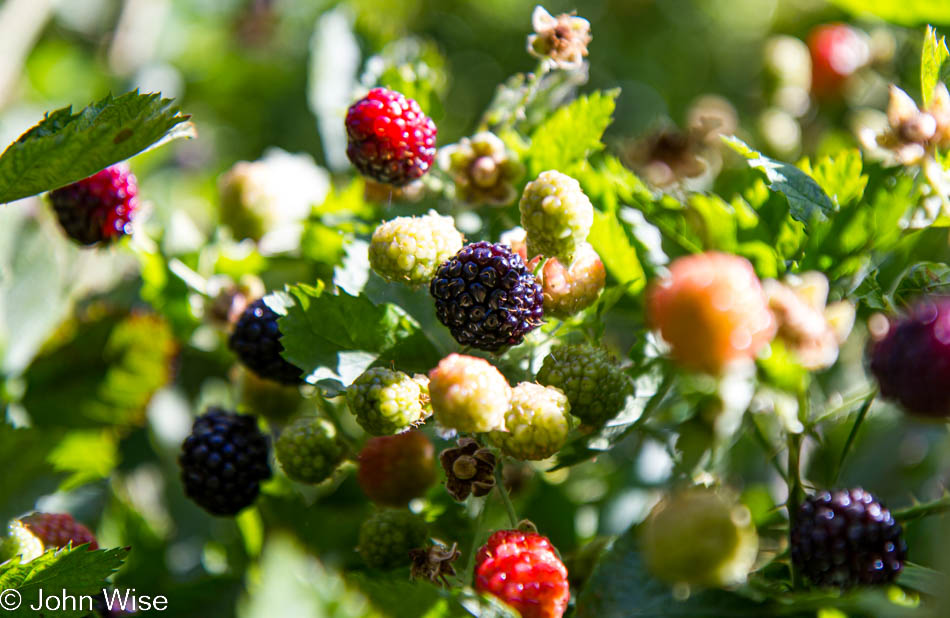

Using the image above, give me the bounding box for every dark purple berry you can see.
[791,488,906,588]
[48,164,138,245]
[229,298,302,385]
[429,241,543,351]
[869,298,950,417]
[179,408,272,516]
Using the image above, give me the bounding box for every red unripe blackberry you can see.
[475,529,569,618]
[808,24,869,98]
[430,241,544,351]
[48,164,138,245]
[179,408,272,516]
[869,298,950,417]
[358,430,437,506]
[19,512,98,550]
[229,298,303,385]
[791,488,906,588]
[345,87,437,186]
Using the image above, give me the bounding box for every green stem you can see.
[787,440,804,589]
[833,389,876,484]
[494,461,519,528]
[894,494,950,523]
[462,498,488,584]
[787,428,805,589]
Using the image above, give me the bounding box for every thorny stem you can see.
[893,494,950,523]
[494,460,519,528]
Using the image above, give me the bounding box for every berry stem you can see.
[832,388,876,484]
[787,429,805,589]
[494,460,520,528]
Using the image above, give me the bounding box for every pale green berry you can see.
[519,170,594,263]
[489,382,572,460]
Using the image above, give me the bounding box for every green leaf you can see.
[278,284,441,393]
[575,529,765,617]
[828,1,950,26]
[723,136,835,228]
[528,90,619,177]
[0,91,193,204]
[0,424,58,517]
[894,261,950,305]
[799,150,868,209]
[898,562,950,597]
[922,26,949,107]
[588,209,646,293]
[21,312,177,428]
[47,430,118,491]
[350,573,467,618]
[238,534,375,618]
[0,546,128,618]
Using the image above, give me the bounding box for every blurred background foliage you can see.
[1,0,950,616]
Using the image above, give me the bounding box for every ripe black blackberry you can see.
[429,241,543,351]
[229,298,302,385]
[179,408,272,516]
[791,488,906,588]
[869,298,950,417]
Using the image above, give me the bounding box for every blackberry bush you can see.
[4,4,950,617]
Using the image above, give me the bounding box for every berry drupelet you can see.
[179,408,272,516]
[869,298,950,417]
[229,298,303,385]
[48,164,138,246]
[430,241,543,351]
[791,488,906,588]
[345,87,437,186]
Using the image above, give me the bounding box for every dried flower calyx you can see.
[410,542,461,587]
[527,6,592,70]
[439,437,496,501]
